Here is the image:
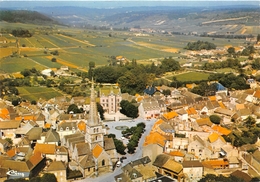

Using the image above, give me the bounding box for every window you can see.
[102,159,105,166]
[88,168,90,172]
[94,128,96,133]
[97,128,99,132]
[96,136,98,140]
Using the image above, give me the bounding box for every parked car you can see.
[116,161,121,167]
[120,156,127,162]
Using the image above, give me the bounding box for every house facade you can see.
[99,87,122,114]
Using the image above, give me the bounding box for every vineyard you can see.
[0,22,248,75]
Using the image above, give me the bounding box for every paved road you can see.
[74,118,156,182]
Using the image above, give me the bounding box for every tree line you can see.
[90,57,180,94]
[201,58,240,71]
[190,73,250,96]
[184,40,216,51]
[11,29,32,37]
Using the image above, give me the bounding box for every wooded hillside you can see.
[0,10,54,24]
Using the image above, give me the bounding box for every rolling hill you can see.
[0,10,56,24]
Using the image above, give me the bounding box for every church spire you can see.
[88,78,100,126]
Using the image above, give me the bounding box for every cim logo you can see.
[6,170,25,177]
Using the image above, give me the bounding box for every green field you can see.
[0,57,46,73]
[29,57,62,68]
[215,68,235,73]
[173,71,211,82]
[17,86,63,101]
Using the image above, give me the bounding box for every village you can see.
[0,5,260,182]
[1,67,260,182]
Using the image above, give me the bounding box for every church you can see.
[64,81,118,178]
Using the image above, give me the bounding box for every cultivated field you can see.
[17,86,63,101]
[172,71,211,82]
[0,57,46,73]
[0,22,248,74]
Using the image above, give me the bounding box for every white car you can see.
[116,161,121,167]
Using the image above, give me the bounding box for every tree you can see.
[50,50,59,56]
[257,34,260,43]
[114,138,126,155]
[160,57,180,72]
[199,174,245,182]
[137,122,146,129]
[31,100,37,105]
[30,177,41,182]
[227,47,235,55]
[94,66,119,83]
[21,69,31,77]
[67,104,83,114]
[244,116,256,129]
[184,40,216,50]
[41,173,57,182]
[51,57,56,62]
[209,115,221,124]
[97,102,104,120]
[127,140,136,154]
[162,89,171,96]
[120,100,138,118]
[107,134,116,138]
[12,99,20,106]
[88,61,95,79]
[5,138,13,145]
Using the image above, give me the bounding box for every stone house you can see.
[251,150,260,173]
[0,120,21,140]
[208,132,227,155]
[153,154,184,181]
[34,143,56,161]
[2,152,46,179]
[138,97,161,120]
[167,151,185,163]
[143,132,166,163]
[0,138,11,154]
[182,161,204,182]
[46,161,67,182]
[115,156,157,182]
[188,135,215,160]
[202,159,229,170]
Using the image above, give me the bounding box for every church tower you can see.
[85,80,104,149]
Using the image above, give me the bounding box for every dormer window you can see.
[66,127,69,131]
[60,128,63,131]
